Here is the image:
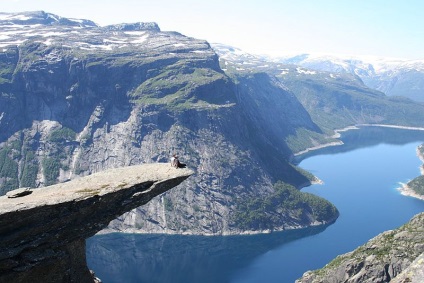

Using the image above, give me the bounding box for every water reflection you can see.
[87,225,328,283]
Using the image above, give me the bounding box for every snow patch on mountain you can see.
[0,11,211,55]
[296,67,316,75]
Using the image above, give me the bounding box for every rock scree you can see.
[0,163,193,283]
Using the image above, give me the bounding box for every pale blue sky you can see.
[2,0,423,59]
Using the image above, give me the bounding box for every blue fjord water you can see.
[86,127,424,283]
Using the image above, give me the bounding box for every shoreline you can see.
[293,125,360,156]
[356,123,424,131]
[397,183,424,201]
[98,215,337,237]
[396,143,424,201]
[294,141,344,156]
[293,124,424,202]
[293,124,424,157]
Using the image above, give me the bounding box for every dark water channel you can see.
[87,127,424,283]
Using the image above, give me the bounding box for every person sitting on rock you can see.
[170,154,186,168]
[170,154,178,168]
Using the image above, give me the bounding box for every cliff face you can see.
[296,212,424,283]
[3,12,423,236]
[0,163,192,283]
[0,11,339,235]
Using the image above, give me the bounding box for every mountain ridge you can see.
[213,43,424,102]
[272,53,424,102]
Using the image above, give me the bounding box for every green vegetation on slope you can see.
[0,48,18,84]
[130,63,232,111]
[0,142,20,194]
[285,127,339,154]
[42,156,61,186]
[48,127,76,143]
[232,181,338,231]
[407,175,424,196]
[20,149,39,188]
[0,64,14,84]
[281,73,424,133]
[0,134,42,193]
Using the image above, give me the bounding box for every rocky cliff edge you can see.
[0,163,192,283]
[296,212,424,283]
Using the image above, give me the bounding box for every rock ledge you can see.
[0,163,192,283]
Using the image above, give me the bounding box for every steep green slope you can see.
[232,182,338,231]
[279,71,424,134]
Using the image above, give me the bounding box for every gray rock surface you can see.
[391,252,424,283]
[0,163,192,283]
[296,212,424,283]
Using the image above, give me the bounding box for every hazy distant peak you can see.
[211,43,264,63]
[105,22,160,32]
[273,53,424,73]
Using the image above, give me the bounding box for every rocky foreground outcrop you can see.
[0,163,192,283]
[296,212,424,283]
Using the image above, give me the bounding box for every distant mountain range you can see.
[213,44,424,102]
[275,53,424,102]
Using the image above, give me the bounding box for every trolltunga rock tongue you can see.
[0,163,192,283]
